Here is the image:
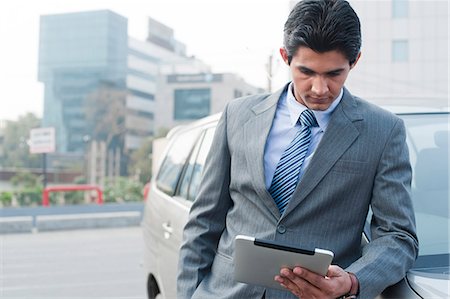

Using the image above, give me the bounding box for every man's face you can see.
[280,46,359,111]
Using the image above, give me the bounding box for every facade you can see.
[126,33,211,148]
[147,17,186,56]
[155,73,264,131]
[279,0,448,108]
[346,0,448,107]
[125,37,159,150]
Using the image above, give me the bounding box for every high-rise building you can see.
[38,10,128,154]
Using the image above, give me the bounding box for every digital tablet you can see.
[233,235,334,290]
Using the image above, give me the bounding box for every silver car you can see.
[142,109,449,299]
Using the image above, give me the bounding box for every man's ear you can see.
[350,52,362,69]
[280,47,290,65]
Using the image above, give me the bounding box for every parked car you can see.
[142,109,449,299]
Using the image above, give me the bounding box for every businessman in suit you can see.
[177,0,418,298]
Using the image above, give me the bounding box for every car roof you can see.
[166,113,222,139]
[383,105,450,114]
[165,105,449,139]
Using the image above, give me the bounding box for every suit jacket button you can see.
[277,225,286,234]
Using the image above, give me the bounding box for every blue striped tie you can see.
[268,109,318,215]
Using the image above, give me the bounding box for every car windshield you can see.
[402,113,449,257]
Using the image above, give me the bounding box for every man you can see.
[177,0,418,298]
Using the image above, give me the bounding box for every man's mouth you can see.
[309,97,329,102]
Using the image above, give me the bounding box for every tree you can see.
[0,113,41,168]
[10,170,41,188]
[85,82,128,177]
[127,127,172,184]
[128,137,153,184]
[85,82,127,151]
[10,170,43,206]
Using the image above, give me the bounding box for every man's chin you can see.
[306,103,332,111]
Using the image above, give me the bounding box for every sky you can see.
[0,0,293,121]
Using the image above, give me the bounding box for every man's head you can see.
[280,0,362,111]
[283,0,361,65]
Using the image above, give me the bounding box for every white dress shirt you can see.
[264,83,343,189]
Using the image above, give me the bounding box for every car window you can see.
[402,113,449,257]
[187,127,216,201]
[155,127,202,196]
[365,113,449,259]
[178,130,205,200]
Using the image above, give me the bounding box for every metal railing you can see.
[42,185,103,206]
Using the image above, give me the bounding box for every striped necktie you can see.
[268,109,318,215]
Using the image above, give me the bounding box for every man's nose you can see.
[311,76,329,96]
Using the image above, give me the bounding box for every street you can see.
[0,227,146,298]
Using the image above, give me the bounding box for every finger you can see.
[275,274,303,298]
[292,266,328,289]
[294,265,351,297]
[279,268,322,297]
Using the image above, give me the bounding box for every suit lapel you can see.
[243,85,288,219]
[283,89,363,218]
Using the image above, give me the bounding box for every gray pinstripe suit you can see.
[177,84,418,299]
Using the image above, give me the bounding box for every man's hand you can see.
[274,265,352,299]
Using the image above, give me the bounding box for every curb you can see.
[0,216,34,234]
[0,211,142,234]
[36,211,142,231]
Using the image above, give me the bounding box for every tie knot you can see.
[300,109,318,127]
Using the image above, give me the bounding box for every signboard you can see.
[29,127,56,154]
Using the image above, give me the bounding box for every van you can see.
[142,110,449,299]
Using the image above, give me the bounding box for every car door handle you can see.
[162,222,173,233]
[162,222,173,239]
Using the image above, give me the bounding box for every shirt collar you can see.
[286,82,343,131]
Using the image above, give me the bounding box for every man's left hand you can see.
[274,265,352,299]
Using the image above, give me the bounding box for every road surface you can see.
[1,227,147,298]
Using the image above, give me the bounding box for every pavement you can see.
[0,202,144,234]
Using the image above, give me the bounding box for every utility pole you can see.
[43,153,47,188]
[266,54,273,93]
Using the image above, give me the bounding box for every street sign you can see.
[29,127,56,154]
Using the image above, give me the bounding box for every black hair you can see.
[283,0,361,65]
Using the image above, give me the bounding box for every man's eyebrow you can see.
[297,65,345,75]
[326,68,345,74]
[298,66,315,73]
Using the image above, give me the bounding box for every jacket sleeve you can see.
[346,118,419,299]
[177,105,232,299]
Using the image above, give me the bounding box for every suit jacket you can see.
[177,84,418,299]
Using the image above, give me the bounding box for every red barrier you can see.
[42,185,103,206]
[143,182,150,201]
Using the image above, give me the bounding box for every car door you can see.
[155,124,216,298]
[150,126,202,297]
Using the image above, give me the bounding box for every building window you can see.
[392,40,409,62]
[392,0,409,18]
[174,89,211,120]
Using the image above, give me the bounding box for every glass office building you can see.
[38,10,128,153]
